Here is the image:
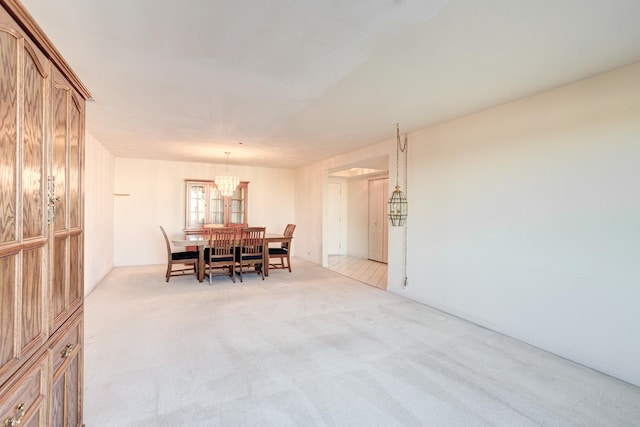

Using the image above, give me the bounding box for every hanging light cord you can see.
[395,124,408,186]
[401,127,408,288]
[394,123,409,288]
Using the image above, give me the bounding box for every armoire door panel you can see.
[22,44,46,240]
[0,353,48,427]
[51,69,84,331]
[69,234,81,306]
[52,86,67,232]
[51,237,67,322]
[15,36,48,376]
[50,360,81,427]
[0,28,19,388]
[0,255,17,378]
[0,22,48,390]
[20,247,45,353]
[67,356,79,427]
[0,30,18,244]
[68,98,80,229]
[49,375,63,426]
[49,313,82,427]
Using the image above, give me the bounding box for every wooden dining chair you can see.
[206,227,237,284]
[268,224,296,272]
[160,226,199,282]
[235,227,266,282]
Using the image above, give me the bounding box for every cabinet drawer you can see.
[0,353,48,427]
[50,314,82,377]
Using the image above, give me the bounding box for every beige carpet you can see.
[84,259,640,426]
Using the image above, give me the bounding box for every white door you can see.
[368,178,388,263]
[327,182,342,254]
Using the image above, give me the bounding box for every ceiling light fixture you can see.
[215,152,240,197]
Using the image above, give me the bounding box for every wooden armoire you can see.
[0,1,89,426]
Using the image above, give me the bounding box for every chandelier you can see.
[215,152,240,197]
[388,123,408,226]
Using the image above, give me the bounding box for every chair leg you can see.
[237,263,243,282]
[166,263,171,282]
[286,254,291,272]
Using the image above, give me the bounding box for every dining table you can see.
[172,232,288,282]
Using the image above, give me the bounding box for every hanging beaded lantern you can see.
[388,185,407,226]
[388,124,408,227]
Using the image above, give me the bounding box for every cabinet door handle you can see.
[4,403,25,426]
[61,343,75,359]
[47,176,60,224]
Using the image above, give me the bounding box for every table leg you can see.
[198,246,205,282]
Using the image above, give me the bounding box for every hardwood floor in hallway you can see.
[328,255,387,289]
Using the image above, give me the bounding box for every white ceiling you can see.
[21,0,640,169]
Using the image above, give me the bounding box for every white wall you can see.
[113,158,295,266]
[84,131,114,296]
[404,63,640,386]
[296,62,640,387]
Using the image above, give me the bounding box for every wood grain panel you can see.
[25,410,45,426]
[0,30,17,244]
[49,374,63,426]
[52,238,67,322]
[68,356,79,427]
[69,235,80,306]
[69,98,79,229]
[21,248,44,354]
[53,86,67,232]
[48,313,82,426]
[1,4,86,425]
[0,352,47,427]
[22,46,45,239]
[0,254,16,369]
[50,321,78,375]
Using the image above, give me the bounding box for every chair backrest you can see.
[208,227,236,260]
[159,226,172,257]
[239,227,266,257]
[282,223,296,249]
[284,224,296,238]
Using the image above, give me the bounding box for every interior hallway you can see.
[328,255,387,289]
[84,259,640,426]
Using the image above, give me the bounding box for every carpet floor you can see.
[84,259,640,426]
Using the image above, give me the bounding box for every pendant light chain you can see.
[396,123,408,186]
[396,125,401,187]
[403,132,408,287]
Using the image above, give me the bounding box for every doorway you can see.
[323,157,389,289]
